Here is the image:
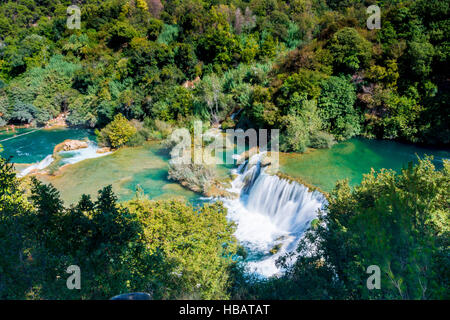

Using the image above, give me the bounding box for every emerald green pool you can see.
[279,137,450,192]
[37,143,199,205]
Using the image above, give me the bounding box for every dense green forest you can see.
[0,0,449,300]
[0,0,449,148]
[0,155,240,299]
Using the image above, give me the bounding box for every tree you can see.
[278,69,326,108]
[96,114,137,148]
[147,18,163,41]
[174,43,198,79]
[195,74,232,124]
[329,27,372,73]
[318,76,360,140]
[0,157,31,299]
[281,93,323,152]
[107,21,139,50]
[10,101,37,124]
[197,25,240,71]
[258,32,277,60]
[406,39,434,79]
[0,158,239,299]
[125,199,238,299]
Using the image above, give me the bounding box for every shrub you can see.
[309,131,336,149]
[96,114,137,148]
[10,101,37,123]
[168,160,217,194]
[329,27,372,73]
[318,76,360,140]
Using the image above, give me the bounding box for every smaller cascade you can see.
[18,154,54,177]
[18,141,112,177]
[59,142,112,165]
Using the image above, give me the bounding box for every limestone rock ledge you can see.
[54,139,89,153]
[96,147,111,154]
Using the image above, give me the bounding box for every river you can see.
[2,128,448,277]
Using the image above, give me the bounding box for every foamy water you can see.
[59,142,112,164]
[18,154,55,177]
[220,153,327,277]
[18,141,111,177]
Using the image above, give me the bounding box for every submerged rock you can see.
[269,243,282,255]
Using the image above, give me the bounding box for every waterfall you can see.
[18,154,54,177]
[59,142,112,165]
[18,141,112,177]
[222,153,327,277]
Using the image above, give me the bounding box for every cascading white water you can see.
[59,142,112,165]
[18,141,112,177]
[222,153,327,277]
[18,154,54,177]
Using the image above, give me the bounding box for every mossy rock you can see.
[269,243,283,255]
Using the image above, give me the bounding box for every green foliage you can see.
[107,21,139,49]
[278,69,327,105]
[329,27,372,73]
[280,93,323,152]
[0,157,238,299]
[195,73,233,124]
[0,0,446,147]
[258,32,277,60]
[5,55,81,122]
[126,199,238,299]
[0,0,449,301]
[10,101,37,124]
[406,39,435,79]
[302,158,449,299]
[309,130,336,149]
[174,43,198,79]
[157,24,179,45]
[168,159,218,195]
[317,76,360,140]
[197,25,240,72]
[0,157,31,299]
[96,114,137,148]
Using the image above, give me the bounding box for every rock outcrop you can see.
[96,147,111,154]
[54,139,89,153]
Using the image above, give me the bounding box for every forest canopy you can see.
[0,0,448,149]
